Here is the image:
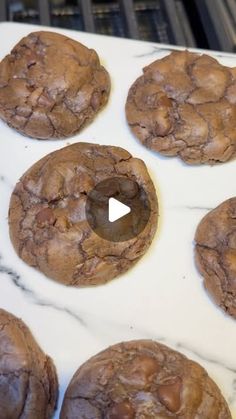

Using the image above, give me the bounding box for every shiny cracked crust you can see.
[0,308,58,419]
[195,198,236,319]
[60,339,231,419]
[8,142,158,286]
[0,31,110,139]
[126,51,236,165]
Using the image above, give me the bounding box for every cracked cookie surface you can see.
[60,339,231,419]
[126,51,236,165]
[0,308,58,419]
[0,31,110,139]
[195,198,236,318]
[8,142,158,286]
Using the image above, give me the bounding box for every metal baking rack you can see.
[0,0,236,52]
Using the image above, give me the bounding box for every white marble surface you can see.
[0,22,236,418]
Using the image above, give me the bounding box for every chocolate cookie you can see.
[0,308,58,418]
[0,31,110,139]
[8,142,158,286]
[195,198,236,318]
[126,51,236,164]
[60,339,231,418]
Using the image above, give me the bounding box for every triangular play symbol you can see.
[108,197,131,222]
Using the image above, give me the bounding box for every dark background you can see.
[1,0,236,52]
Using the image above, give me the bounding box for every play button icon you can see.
[109,198,131,222]
[86,176,151,242]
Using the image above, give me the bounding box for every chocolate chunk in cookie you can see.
[126,51,236,165]
[0,31,110,139]
[195,198,236,318]
[60,339,231,418]
[8,142,158,286]
[0,308,58,418]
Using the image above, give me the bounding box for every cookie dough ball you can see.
[0,308,58,418]
[60,339,231,418]
[8,142,158,286]
[126,51,236,164]
[195,198,236,318]
[0,31,110,139]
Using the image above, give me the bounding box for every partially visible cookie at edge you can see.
[126,50,236,165]
[195,197,236,318]
[0,31,110,139]
[0,308,58,419]
[60,339,231,419]
[8,142,158,286]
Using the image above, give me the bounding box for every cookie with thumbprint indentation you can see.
[8,142,158,286]
[0,31,110,139]
[126,50,236,164]
[195,198,236,318]
[0,308,58,419]
[60,339,231,418]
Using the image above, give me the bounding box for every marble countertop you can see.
[0,22,235,418]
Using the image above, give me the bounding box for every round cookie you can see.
[0,308,58,418]
[195,198,236,318]
[126,51,236,165]
[60,339,231,418]
[8,142,158,286]
[0,31,110,139]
